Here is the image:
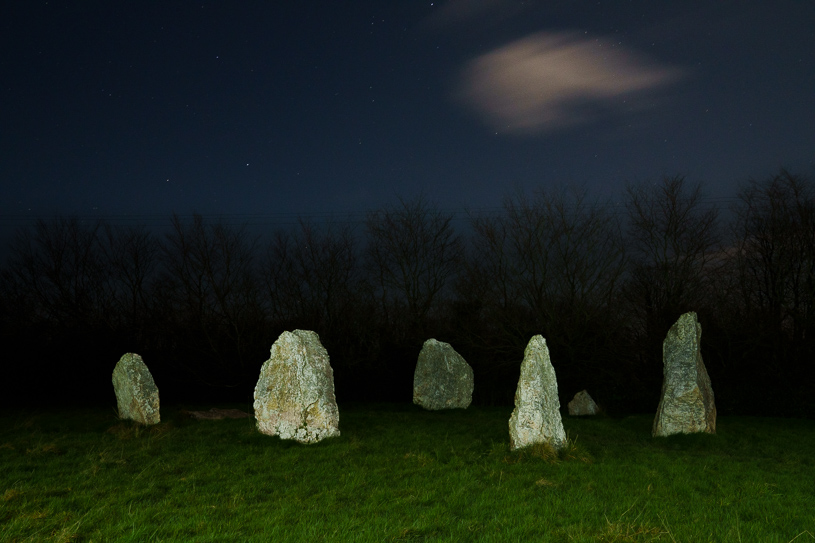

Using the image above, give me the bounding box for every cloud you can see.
[455,32,685,134]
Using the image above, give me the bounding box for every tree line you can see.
[1,170,813,416]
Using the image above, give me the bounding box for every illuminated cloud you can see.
[456,32,685,134]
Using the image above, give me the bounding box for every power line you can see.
[0,196,741,226]
[0,208,507,228]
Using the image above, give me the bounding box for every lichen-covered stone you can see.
[112,353,160,425]
[413,339,474,410]
[653,312,717,437]
[508,335,566,451]
[253,330,340,444]
[568,390,599,416]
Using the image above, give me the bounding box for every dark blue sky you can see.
[2,1,814,229]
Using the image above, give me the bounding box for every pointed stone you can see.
[253,330,340,444]
[653,312,717,437]
[508,335,566,451]
[413,339,474,410]
[568,390,599,416]
[112,353,160,425]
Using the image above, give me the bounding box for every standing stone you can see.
[112,353,160,425]
[413,339,474,410]
[653,312,716,437]
[508,335,566,451]
[568,390,599,416]
[253,330,340,444]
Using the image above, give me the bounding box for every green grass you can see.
[1,403,814,542]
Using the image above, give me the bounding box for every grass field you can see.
[1,403,814,542]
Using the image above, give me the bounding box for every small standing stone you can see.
[568,390,599,416]
[112,353,160,425]
[508,335,566,451]
[413,339,474,410]
[653,312,717,437]
[254,330,340,444]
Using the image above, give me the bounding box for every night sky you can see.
[2,1,814,229]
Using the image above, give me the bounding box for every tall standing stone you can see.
[508,335,566,451]
[253,330,340,444]
[413,339,474,410]
[112,353,160,425]
[653,312,716,437]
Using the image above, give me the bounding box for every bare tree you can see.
[98,223,160,341]
[365,196,463,335]
[461,187,626,361]
[263,218,364,331]
[0,217,137,406]
[3,217,109,327]
[160,214,264,385]
[452,186,630,407]
[261,218,380,374]
[624,176,721,333]
[731,170,815,358]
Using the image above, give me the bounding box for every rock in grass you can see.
[413,339,474,410]
[568,390,599,416]
[112,353,160,425]
[508,335,566,451]
[253,330,340,444]
[653,312,717,437]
